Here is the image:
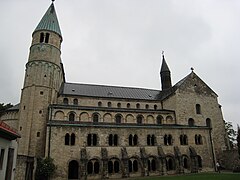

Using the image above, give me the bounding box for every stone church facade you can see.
[0,2,229,180]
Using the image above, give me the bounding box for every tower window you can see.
[87,134,98,146]
[37,132,40,137]
[164,134,173,145]
[98,101,102,107]
[196,104,201,114]
[145,104,149,109]
[206,118,211,127]
[154,105,157,110]
[157,115,163,125]
[45,33,50,43]
[127,103,131,108]
[107,102,112,107]
[40,33,44,43]
[137,115,143,124]
[69,112,75,121]
[92,113,99,123]
[40,91,44,95]
[117,103,121,108]
[115,114,122,123]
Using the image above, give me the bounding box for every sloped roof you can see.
[34,3,62,37]
[59,83,164,100]
[0,121,20,140]
[59,71,217,100]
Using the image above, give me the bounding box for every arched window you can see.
[136,103,140,109]
[113,134,118,146]
[68,160,79,179]
[180,135,188,145]
[69,113,75,121]
[129,134,133,146]
[63,98,69,105]
[73,98,78,105]
[71,133,75,145]
[196,104,201,114]
[188,118,194,127]
[93,113,99,123]
[164,134,173,145]
[65,133,70,145]
[45,33,50,43]
[127,103,131,108]
[108,161,113,173]
[109,134,113,146]
[98,101,102,107]
[206,118,211,127]
[117,103,121,108]
[148,158,156,171]
[145,104,149,109]
[114,161,120,173]
[87,134,98,146]
[147,135,151,146]
[166,157,175,171]
[137,115,143,124]
[115,114,122,123]
[40,32,44,43]
[197,155,202,168]
[94,161,100,174]
[93,134,97,146]
[195,134,203,145]
[157,115,163,125]
[107,102,112,107]
[133,134,138,146]
[154,105,157,110]
[87,161,93,174]
[128,160,132,172]
[183,156,189,169]
[133,160,138,172]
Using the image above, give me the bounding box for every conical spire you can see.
[160,53,172,90]
[160,54,170,73]
[34,2,62,37]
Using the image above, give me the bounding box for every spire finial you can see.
[191,67,194,72]
[52,0,55,2]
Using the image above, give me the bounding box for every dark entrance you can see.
[68,160,79,179]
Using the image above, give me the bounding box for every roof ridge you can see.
[64,82,161,92]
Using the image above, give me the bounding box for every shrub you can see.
[35,157,56,180]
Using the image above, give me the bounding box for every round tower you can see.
[16,2,64,178]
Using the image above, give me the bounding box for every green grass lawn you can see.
[131,172,240,180]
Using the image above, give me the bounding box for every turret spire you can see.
[160,52,172,90]
[34,2,62,38]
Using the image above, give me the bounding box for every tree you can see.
[35,157,56,180]
[225,121,237,149]
[0,103,13,116]
[237,125,240,158]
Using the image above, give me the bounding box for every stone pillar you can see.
[174,146,183,174]
[189,146,198,173]
[101,148,108,179]
[121,147,129,178]
[140,147,148,176]
[80,148,88,180]
[157,146,166,175]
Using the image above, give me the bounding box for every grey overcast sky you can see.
[0,0,239,128]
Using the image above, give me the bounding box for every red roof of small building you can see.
[0,121,21,140]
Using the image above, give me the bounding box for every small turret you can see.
[160,53,172,90]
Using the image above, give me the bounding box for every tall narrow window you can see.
[63,98,69,105]
[136,103,140,109]
[40,33,44,43]
[107,102,112,107]
[68,160,79,179]
[71,133,76,145]
[188,118,194,127]
[113,134,118,146]
[129,134,133,146]
[93,134,97,146]
[115,114,122,124]
[117,103,121,108]
[93,113,99,123]
[154,105,157,110]
[65,133,70,145]
[133,135,138,146]
[196,104,201,114]
[109,134,113,146]
[206,118,211,127]
[137,115,143,124]
[157,115,163,125]
[133,160,138,172]
[45,33,50,43]
[69,113,75,121]
[128,160,132,172]
[73,98,78,105]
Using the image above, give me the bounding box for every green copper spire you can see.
[34,3,62,37]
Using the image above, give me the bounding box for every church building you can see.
[0,2,229,180]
